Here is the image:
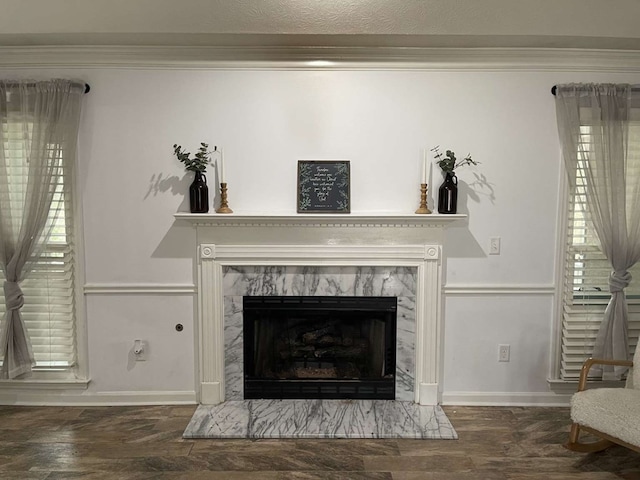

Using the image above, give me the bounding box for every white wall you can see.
[4,64,640,404]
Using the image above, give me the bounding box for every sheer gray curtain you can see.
[0,79,83,378]
[555,83,640,378]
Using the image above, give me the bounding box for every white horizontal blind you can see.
[0,113,77,369]
[561,121,640,379]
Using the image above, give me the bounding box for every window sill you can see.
[0,372,89,390]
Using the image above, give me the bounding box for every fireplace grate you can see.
[245,379,395,400]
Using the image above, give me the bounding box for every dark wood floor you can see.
[0,404,639,479]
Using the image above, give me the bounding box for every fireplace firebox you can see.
[243,296,397,400]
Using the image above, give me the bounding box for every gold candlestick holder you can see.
[215,182,233,214]
[415,183,432,214]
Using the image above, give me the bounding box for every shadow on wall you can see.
[443,224,485,259]
[466,172,496,205]
[144,171,191,208]
[146,172,197,260]
[437,174,496,259]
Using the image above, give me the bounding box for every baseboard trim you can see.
[0,389,569,407]
[0,390,197,406]
[442,391,571,407]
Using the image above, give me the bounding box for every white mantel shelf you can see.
[173,213,467,228]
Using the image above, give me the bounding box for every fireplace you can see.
[177,212,462,405]
[243,296,397,399]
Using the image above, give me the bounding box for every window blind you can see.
[560,123,640,379]
[0,115,77,369]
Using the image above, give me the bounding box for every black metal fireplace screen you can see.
[243,296,397,400]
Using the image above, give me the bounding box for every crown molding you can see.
[2,45,640,71]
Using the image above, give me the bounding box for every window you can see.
[560,122,640,380]
[0,113,77,370]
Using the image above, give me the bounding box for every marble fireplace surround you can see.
[176,213,465,406]
[224,265,417,402]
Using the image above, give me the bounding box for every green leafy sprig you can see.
[173,142,213,173]
[431,146,477,174]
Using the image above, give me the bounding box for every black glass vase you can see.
[189,171,209,213]
[438,171,458,214]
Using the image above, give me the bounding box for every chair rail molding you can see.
[444,284,556,295]
[83,283,196,295]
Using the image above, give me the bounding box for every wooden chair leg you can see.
[564,422,614,453]
[568,423,580,444]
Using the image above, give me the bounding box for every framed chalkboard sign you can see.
[297,160,350,213]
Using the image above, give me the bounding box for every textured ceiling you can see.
[0,0,639,50]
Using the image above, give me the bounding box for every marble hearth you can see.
[176,213,465,406]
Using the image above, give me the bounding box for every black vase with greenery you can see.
[438,171,458,214]
[189,171,209,213]
[432,146,477,215]
[173,142,213,213]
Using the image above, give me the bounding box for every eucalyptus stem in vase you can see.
[173,142,214,213]
[431,146,478,214]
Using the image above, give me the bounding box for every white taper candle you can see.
[422,149,427,184]
[219,148,225,183]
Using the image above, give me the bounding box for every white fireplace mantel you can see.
[178,212,467,406]
[174,212,466,228]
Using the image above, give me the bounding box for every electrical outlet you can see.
[489,237,501,255]
[133,340,147,361]
[498,344,510,362]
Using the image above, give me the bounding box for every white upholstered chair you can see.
[566,345,640,453]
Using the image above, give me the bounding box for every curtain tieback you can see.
[3,281,24,311]
[609,270,632,293]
